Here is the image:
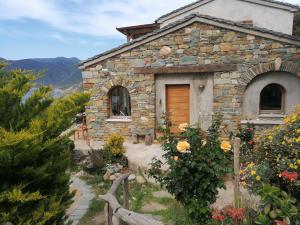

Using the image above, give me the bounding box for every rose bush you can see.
[149,116,231,224]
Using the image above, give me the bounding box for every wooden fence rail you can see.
[100,173,164,225]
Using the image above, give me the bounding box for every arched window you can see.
[108,86,131,117]
[260,84,284,113]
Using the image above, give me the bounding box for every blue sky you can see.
[0,0,299,60]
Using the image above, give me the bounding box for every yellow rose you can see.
[176,141,190,153]
[251,170,256,176]
[296,137,300,143]
[173,156,179,161]
[297,129,300,134]
[178,123,189,131]
[256,176,261,181]
[220,141,231,152]
[297,159,300,165]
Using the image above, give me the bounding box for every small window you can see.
[108,86,131,117]
[260,84,284,113]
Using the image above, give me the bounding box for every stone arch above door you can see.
[241,59,300,89]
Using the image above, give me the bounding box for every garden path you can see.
[67,176,95,225]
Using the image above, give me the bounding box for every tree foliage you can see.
[0,62,89,224]
[294,11,300,36]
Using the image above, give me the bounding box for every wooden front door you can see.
[166,85,190,133]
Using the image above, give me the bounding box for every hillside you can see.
[2,57,82,89]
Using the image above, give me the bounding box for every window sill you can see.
[106,117,132,123]
[258,113,285,118]
[241,119,283,125]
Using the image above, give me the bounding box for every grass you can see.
[77,174,111,225]
[78,198,105,225]
[77,172,194,225]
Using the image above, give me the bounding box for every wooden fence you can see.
[100,173,164,225]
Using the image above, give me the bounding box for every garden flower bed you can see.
[73,107,300,225]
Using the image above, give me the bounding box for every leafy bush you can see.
[250,107,300,201]
[103,133,125,157]
[149,116,231,224]
[235,124,255,163]
[244,184,298,225]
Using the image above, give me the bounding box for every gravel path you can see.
[67,176,95,225]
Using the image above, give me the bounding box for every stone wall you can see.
[82,22,300,140]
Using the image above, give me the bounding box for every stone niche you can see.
[242,71,300,124]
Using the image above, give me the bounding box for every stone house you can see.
[79,0,300,140]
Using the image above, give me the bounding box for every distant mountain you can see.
[3,57,82,90]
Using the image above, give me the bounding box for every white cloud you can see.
[0,0,191,37]
[0,0,298,38]
[51,33,65,41]
[79,40,88,45]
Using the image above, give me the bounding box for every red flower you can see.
[248,128,254,132]
[212,209,225,221]
[228,208,244,221]
[248,140,254,145]
[281,171,298,181]
[275,220,287,225]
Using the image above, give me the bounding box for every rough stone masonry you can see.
[82,21,300,140]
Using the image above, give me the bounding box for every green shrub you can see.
[103,133,125,157]
[247,107,300,202]
[244,183,298,225]
[149,116,231,224]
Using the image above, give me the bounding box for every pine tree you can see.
[0,62,89,224]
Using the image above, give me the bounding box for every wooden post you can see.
[120,178,129,225]
[105,203,113,225]
[233,137,241,208]
[123,178,129,210]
